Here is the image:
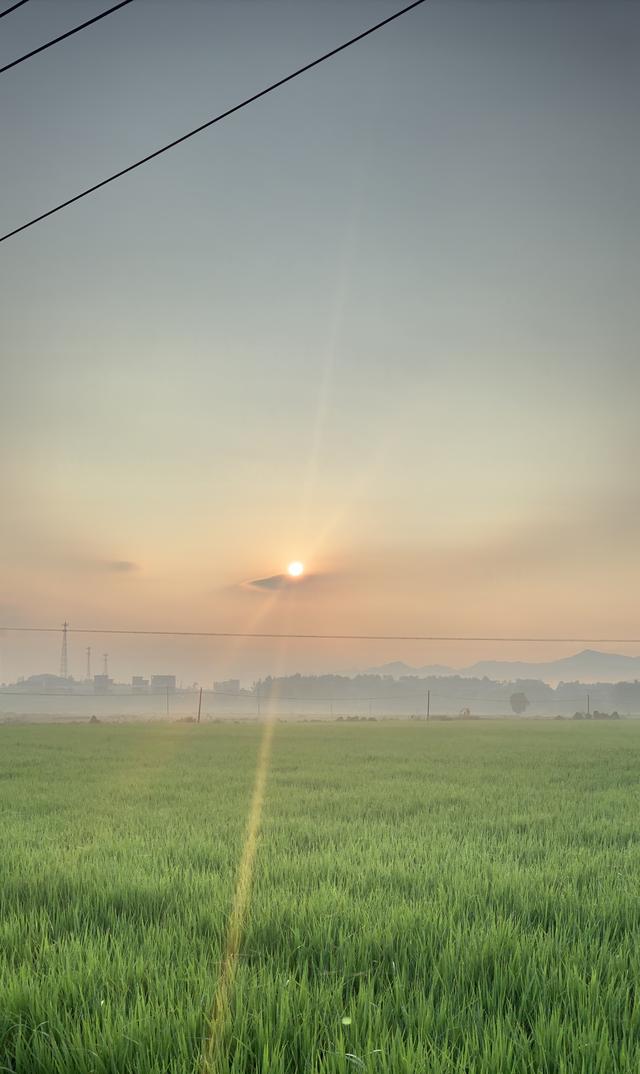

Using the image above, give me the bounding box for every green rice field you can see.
[1,720,639,1073]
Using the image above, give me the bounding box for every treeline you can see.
[250,673,640,715]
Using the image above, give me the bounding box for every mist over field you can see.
[3,650,640,723]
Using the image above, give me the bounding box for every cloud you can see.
[104,560,139,573]
[247,573,299,591]
[244,572,322,592]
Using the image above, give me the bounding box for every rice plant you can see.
[1,720,639,1073]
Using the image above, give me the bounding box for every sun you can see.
[287,560,304,578]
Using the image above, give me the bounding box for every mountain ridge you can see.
[365,649,640,685]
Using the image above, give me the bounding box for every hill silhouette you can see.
[366,649,640,685]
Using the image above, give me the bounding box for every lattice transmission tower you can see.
[59,621,69,678]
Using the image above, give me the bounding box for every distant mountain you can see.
[367,650,640,685]
[366,661,454,678]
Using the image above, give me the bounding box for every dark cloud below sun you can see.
[246,573,318,591]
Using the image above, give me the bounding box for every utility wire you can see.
[0,0,30,18]
[0,0,427,244]
[0,689,597,702]
[1,626,640,644]
[0,0,135,75]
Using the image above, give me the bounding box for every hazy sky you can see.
[1,0,639,683]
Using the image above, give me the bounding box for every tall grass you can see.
[1,721,639,1072]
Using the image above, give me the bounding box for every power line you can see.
[430,692,586,704]
[0,0,135,75]
[0,679,604,702]
[0,0,31,18]
[1,625,639,643]
[0,0,427,244]
[0,689,598,703]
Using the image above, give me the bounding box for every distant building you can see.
[18,674,71,690]
[214,679,240,695]
[132,676,149,692]
[93,675,112,694]
[151,675,176,693]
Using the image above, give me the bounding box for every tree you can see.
[510,691,529,716]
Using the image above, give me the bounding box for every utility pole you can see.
[102,653,109,677]
[587,693,590,716]
[427,689,430,721]
[59,621,69,678]
[197,686,202,724]
[86,646,92,681]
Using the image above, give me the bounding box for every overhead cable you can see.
[0,0,135,75]
[1,625,639,644]
[0,0,31,19]
[0,0,426,243]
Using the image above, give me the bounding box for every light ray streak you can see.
[297,216,356,535]
[201,613,295,1072]
[201,717,275,1073]
[220,587,281,681]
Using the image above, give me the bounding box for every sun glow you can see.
[287,561,304,578]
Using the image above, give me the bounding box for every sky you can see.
[1,0,639,685]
